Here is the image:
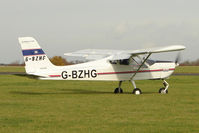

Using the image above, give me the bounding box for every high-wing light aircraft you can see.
[18,37,185,95]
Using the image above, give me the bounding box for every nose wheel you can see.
[159,88,168,94]
[159,80,169,94]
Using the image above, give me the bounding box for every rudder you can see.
[18,37,55,74]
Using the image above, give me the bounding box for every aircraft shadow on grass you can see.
[11,75,157,95]
[14,74,40,79]
[10,89,157,95]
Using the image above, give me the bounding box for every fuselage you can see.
[37,57,176,81]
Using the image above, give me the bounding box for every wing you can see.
[126,45,186,55]
[65,45,185,80]
[64,49,125,60]
[64,45,185,61]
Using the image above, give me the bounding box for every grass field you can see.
[0,66,199,133]
[0,66,25,72]
[175,66,199,73]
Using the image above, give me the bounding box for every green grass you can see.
[0,73,199,132]
[0,66,25,72]
[175,66,199,73]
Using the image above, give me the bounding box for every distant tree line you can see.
[180,59,199,66]
[2,56,72,66]
[50,56,71,66]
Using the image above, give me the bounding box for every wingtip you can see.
[177,45,186,50]
[18,37,34,40]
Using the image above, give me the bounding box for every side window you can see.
[131,56,148,68]
[109,59,129,65]
[109,60,117,64]
[119,59,129,65]
[146,59,156,66]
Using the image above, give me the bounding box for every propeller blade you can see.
[175,52,182,66]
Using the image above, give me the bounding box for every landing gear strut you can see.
[131,80,142,95]
[159,80,169,94]
[114,81,123,93]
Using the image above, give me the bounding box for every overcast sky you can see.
[0,0,199,63]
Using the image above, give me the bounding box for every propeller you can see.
[175,52,182,66]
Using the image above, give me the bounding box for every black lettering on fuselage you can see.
[25,57,29,62]
[36,56,39,61]
[32,56,35,61]
[84,70,90,78]
[72,71,78,78]
[91,70,97,78]
[39,56,43,60]
[61,71,68,79]
[24,55,46,62]
[61,69,98,79]
[78,70,84,78]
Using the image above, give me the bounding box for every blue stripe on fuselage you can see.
[22,49,45,56]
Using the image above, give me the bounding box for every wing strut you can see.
[130,53,152,80]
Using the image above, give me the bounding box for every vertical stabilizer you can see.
[18,37,55,74]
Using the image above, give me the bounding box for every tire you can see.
[159,88,168,94]
[133,88,142,95]
[114,88,123,93]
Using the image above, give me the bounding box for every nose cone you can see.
[175,63,179,67]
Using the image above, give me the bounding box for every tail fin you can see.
[18,37,55,74]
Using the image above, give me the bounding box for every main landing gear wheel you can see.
[159,88,168,94]
[114,88,123,93]
[133,88,142,95]
[114,81,123,94]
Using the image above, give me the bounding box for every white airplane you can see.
[18,37,185,95]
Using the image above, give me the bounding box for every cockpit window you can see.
[119,59,129,65]
[131,56,148,68]
[109,57,158,67]
[109,59,129,65]
[146,59,156,66]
